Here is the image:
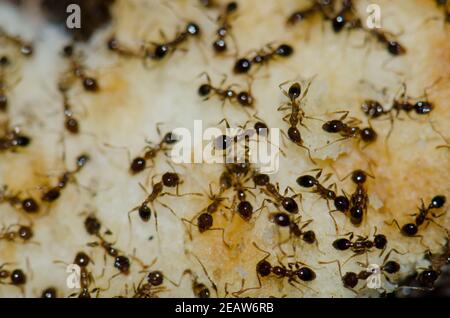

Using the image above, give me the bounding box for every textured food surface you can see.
[0,0,448,297]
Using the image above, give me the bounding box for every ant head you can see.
[334,195,349,212]
[186,22,201,36]
[351,170,367,184]
[162,172,180,187]
[74,252,91,268]
[288,82,301,99]
[275,44,294,57]
[163,132,179,144]
[237,91,253,107]
[84,215,101,235]
[430,195,446,209]
[225,2,238,14]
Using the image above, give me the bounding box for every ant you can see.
[66,252,101,298]
[344,169,372,226]
[0,222,34,244]
[198,73,254,109]
[269,212,318,253]
[0,27,33,56]
[0,263,27,293]
[367,28,406,56]
[144,22,201,61]
[278,80,316,163]
[233,43,294,74]
[332,229,388,264]
[129,130,179,175]
[234,242,316,296]
[321,111,377,148]
[40,153,89,203]
[41,287,58,298]
[60,44,99,92]
[212,2,238,53]
[296,168,350,230]
[387,195,447,238]
[287,1,325,25]
[84,215,131,275]
[0,56,12,112]
[182,184,230,247]
[58,85,81,134]
[259,176,300,215]
[320,249,401,293]
[129,171,196,231]
[0,123,31,153]
[0,185,40,214]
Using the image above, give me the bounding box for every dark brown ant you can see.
[129,130,179,174]
[41,287,58,298]
[145,22,201,61]
[0,124,32,153]
[233,43,294,74]
[278,80,316,163]
[287,1,324,25]
[198,73,254,109]
[41,154,90,203]
[60,44,99,92]
[0,263,27,293]
[0,56,11,112]
[182,184,230,247]
[70,252,99,298]
[84,215,130,275]
[332,229,388,263]
[0,222,34,244]
[345,169,371,226]
[321,111,377,148]
[320,249,401,293]
[387,195,447,238]
[0,185,39,214]
[296,168,350,230]
[329,0,357,33]
[212,2,238,53]
[234,242,317,296]
[269,213,318,254]
[0,27,33,56]
[129,171,196,232]
[58,86,80,134]
[260,179,300,215]
[368,29,406,56]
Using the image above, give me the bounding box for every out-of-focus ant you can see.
[233,43,294,74]
[84,215,131,275]
[0,263,27,293]
[0,56,13,112]
[287,1,326,25]
[0,222,35,244]
[0,27,33,56]
[278,79,316,163]
[0,185,40,214]
[387,195,447,240]
[233,242,317,296]
[58,85,80,135]
[198,73,254,109]
[60,44,99,92]
[0,123,31,153]
[40,153,90,203]
[143,22,201,63]
[211,2,238,54]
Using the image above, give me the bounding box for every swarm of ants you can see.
[0,0,448,299]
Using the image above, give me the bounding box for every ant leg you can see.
[208,227,231,249]
[385,219,403,233]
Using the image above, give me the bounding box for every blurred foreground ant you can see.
[0,263,27,293]
[211,2,238,53]
[387,195,447,239]
[60,44,99,92]
[84,215,131,275]
[0,56,13,111]
[287,1,325,25]
[0,27,33,56]
[234,43,294,74]
[0,123,31,153]
[58,86,81,134]
[40,153,90,203]
[234,242,317,296]
[0,222,34,244]
[346,169,371,226]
